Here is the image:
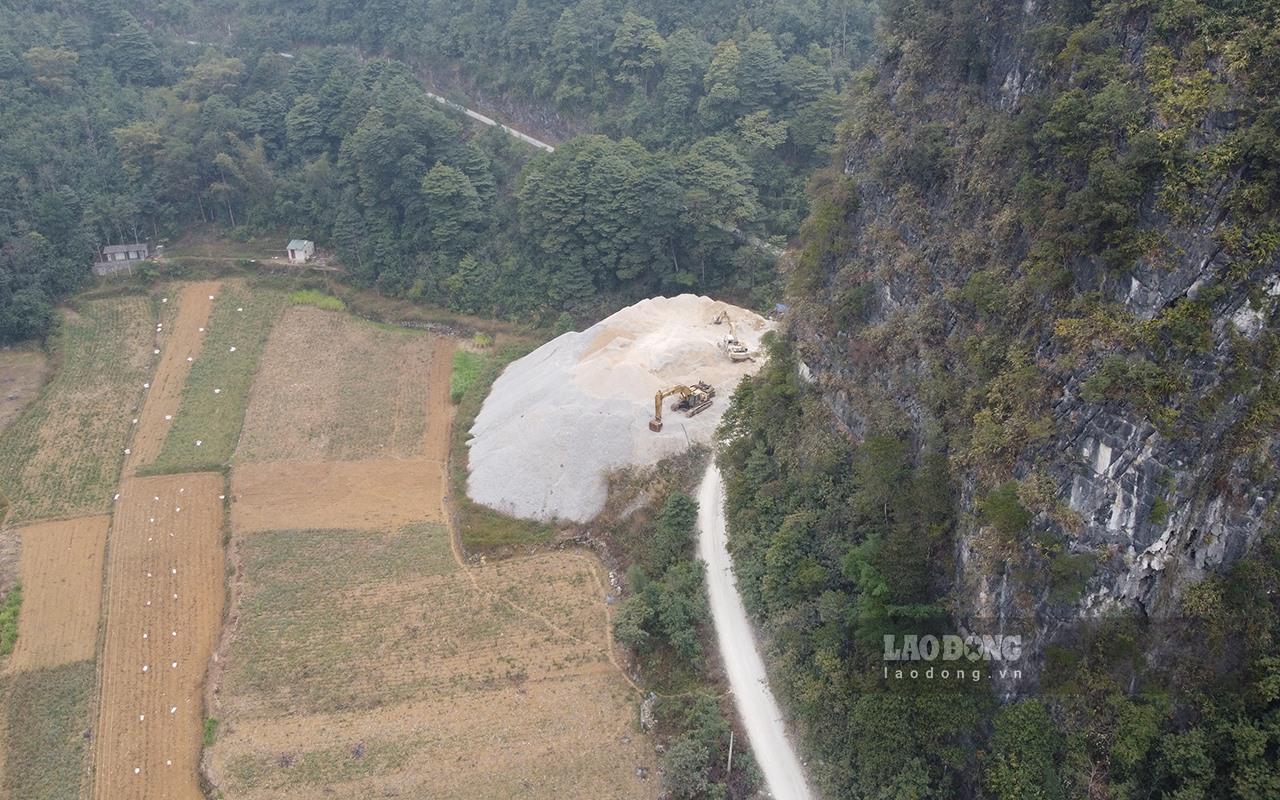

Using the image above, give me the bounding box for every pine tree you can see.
[108,13,163,86]
[419,163,482,254]
[738,30,783,109]
[286,94,327,159]
[697,41,742,129]
[504,0,539,64]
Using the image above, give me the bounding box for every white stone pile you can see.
[467,294,772,522]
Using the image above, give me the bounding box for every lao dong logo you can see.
[882,634,1022,683]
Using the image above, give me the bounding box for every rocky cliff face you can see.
[787,0,1280,689]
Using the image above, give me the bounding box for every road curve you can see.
[697,463,814,800]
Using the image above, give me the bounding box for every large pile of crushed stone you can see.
[467,295,772,523]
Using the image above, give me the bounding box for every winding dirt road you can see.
[697,463,814,800]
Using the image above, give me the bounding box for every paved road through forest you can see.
[697,463,814,800]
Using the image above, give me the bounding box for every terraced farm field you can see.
[0,659,97,799]
[0,297,153,522]
[0,348,48,434]
[206,529,653,799]
[147,283,288,474]
[205,309,656,799]
[4,515,109,671]
[93,472,226,800]
[235,306,440,462]
[125,282,219,472]
[230,459,444,532]
[1,281,656,799]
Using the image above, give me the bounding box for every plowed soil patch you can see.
[127,282,219,472]
[5,516,109,672]
[93,473,225,800]
[230,459,443,532]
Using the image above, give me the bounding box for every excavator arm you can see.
[652,385,691,431]
[649,383,713,432]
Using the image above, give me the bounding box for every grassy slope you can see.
[145,285,287,474]
[0,296,152,522]
[449,349,485,403]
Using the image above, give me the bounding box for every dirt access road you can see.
[697,463,813,800]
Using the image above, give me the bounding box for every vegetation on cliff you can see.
[722,0,1280,795]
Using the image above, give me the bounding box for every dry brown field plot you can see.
[236,306,441,462]
[205,527,654,799]
[0,348,49,434]
[5,515,109,672]
[231,459,443,532]
[93,472,225,800]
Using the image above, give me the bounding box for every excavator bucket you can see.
[649,418,663,432]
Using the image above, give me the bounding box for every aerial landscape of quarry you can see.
[3,1,1280,799]
[0,277,759,798]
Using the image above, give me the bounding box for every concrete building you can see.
[93,243,150,276]
[287,239,315,263]
[101,243,149,262]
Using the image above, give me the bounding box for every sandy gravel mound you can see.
[468,294,772,522]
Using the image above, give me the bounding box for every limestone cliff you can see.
[786,0,1280,687]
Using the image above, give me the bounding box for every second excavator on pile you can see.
[711,310,753,362]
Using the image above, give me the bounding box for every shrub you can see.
[1148,497,1170,526]
[980,481,1032,541]
[203,717,219,747]
[661,733,712,799]
[288,288,345,311]
[1049,551,1095,603]
[0,583,21,655]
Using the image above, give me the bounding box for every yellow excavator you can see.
[711,310,752,362]
[649,382,716,432]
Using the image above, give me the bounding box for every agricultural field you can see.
[0,659,96,800]
[93,472,226,800]
[0,277,656,799]
[0,297,153,522]
[204,307,656,798]
[147,283,288,474]
[4,516,109,671]
[230,459,443,532]
[235,306,442,463]
[0,348,49,434]
[206,527,653,799]
[126,282,219,472]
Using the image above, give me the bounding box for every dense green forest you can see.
[0,0,877,342]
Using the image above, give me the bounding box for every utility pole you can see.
[726,730,734,777]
